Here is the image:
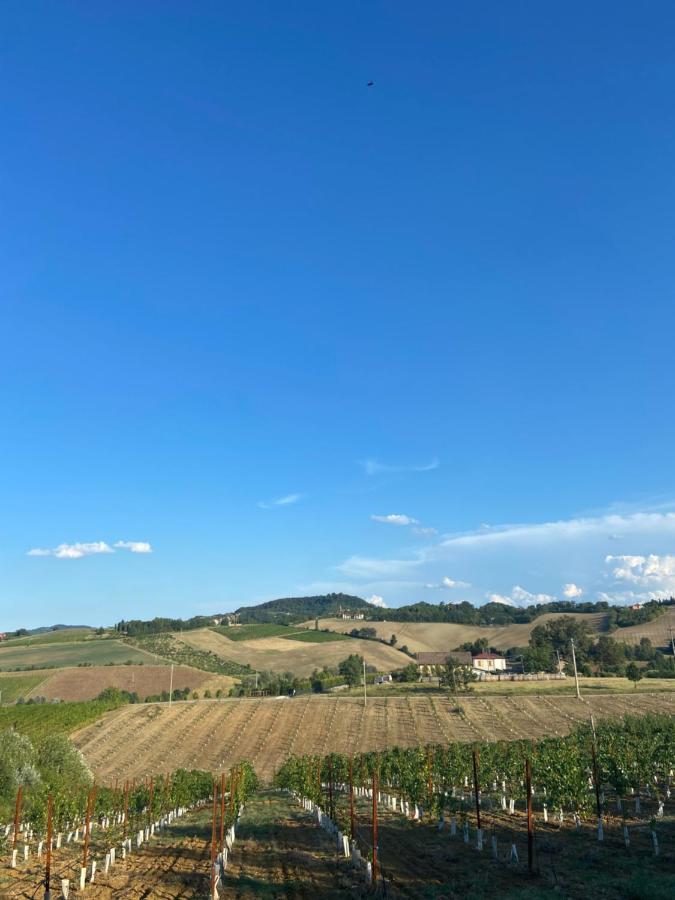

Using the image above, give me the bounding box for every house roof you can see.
[472,652,506,660]
[416,651,472,665]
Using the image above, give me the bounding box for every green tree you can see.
[338,654,365,686]
[440,662,476,693]
[626,661,643,688]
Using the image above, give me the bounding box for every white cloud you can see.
[359,458,440,476]
[485,585,556,607]
[366,594,388,608]
[258,493,303,509]
[563,583,584,598]
[426,576,471,589]
[371,514,419,526]
[442,576,470,589]
[605,554,675,591]
[27,541,114,560]
[114,541,153,554]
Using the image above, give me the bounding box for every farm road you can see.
[221,791,364,898]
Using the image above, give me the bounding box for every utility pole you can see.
[169,663,174,705]
[363,658,367,708]
[570,638,581,700]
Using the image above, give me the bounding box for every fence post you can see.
[525,759,534,874]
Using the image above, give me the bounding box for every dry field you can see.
[25,664,236,702]
[615,606,675,647]
[176,627,408,676]
[313,612,610,652]
[73,690,675,785]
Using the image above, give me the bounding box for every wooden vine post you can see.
[328,756,334,821]
[525,759,534,874]
[427,747,434,816]
[82,786,96,880]
[123,780,130,840]
[44,793,53,899]
[148,776,155,828]
[591,739,602,823]
[472,748,482,832]
[220,772,226,850]
[230,767,237,818]
[210,781,218,899]
[371,769,379,889]
[349,756,356,841]
[12,784,23,849]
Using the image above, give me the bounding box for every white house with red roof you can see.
[472,651,508,673]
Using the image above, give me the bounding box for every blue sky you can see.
[2,2,675,629]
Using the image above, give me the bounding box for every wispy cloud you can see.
[27,540,153,559]
[371,514,419,526]
[28,541,114,560]
[606,554,675,591]
[337,554,425,578]
[258,493,303,510]
[486,585,556,607]
[114,541,153,554]
[359,458,439,476]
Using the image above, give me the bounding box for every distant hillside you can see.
[235,593,372,624]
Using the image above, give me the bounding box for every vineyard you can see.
[72,691,675,785]
[0,763,258,898]
[276,715,675,898]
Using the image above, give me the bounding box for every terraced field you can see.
[312,612,610,653]
[177,628,408,676]
[73,691,675,785]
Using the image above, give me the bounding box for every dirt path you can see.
[221,791,363,899]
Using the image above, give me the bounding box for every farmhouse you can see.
[472,652,508,673]
[340,609,365,620]
[416,650,472,676]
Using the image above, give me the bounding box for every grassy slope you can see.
[0,627,106,646]
[211,624,300,641]
[0,639,161,672]
[0,673,50,703]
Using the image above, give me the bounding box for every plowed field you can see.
[73,691,675,785]
[27,664,236,702]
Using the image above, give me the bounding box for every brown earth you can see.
[73,691,675,786]
[27,664,236,702]
[311,612,610,653]
[177,628,409,676]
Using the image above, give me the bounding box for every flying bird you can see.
[367,80,375,87]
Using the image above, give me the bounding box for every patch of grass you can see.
[282,630,351,643]
[1,628,109,646]
[127,633,251,676]
[0,640,159,672]
[0,698,127,740]
[0,673,49,703]
[211,624,298,641]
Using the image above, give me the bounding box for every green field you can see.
[0,627,107,646]
[0,673,50,703]
[0,698,126,739]
[0,639,161,671]
[282,630,350,643]
[211,624,304,641]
